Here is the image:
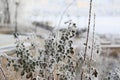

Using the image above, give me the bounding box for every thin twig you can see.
[80,70,84,80]
[89,13,96,73]
[0,57,7,80]
[84,0,93,61]
[14,2,19,38]
[0,66,7,80]
[57,0,76,28]
[0,53,19,60]
[90,13,96,62]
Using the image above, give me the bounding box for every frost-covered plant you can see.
[5,20,103,80]
[6,22,77,80]
[37,22,77,80]
[7,40,37,79]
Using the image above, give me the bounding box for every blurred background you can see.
[0,0,120,34]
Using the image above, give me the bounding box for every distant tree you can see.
[3,0,11,24]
